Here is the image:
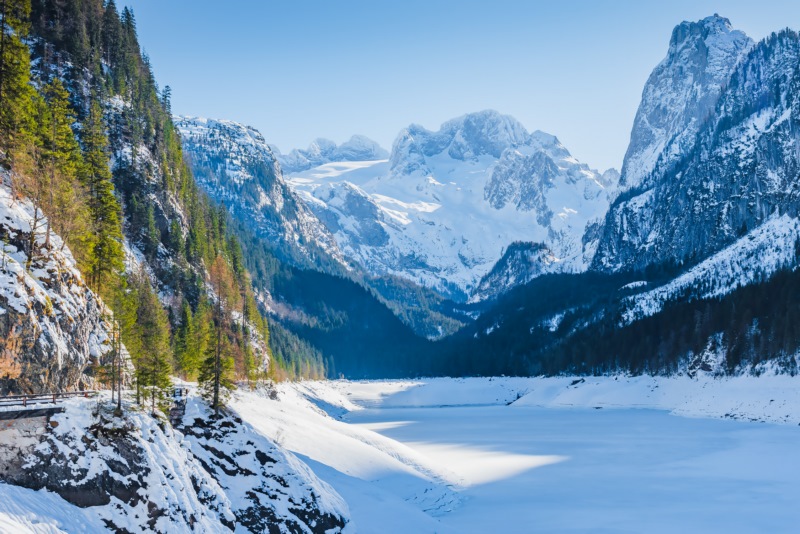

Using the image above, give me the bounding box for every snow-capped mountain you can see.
[618,14,752,192]
[277,135,389,174]
[594,22,800,272]
[286,110,618,300]
[174,117,346,268]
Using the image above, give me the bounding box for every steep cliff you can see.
[0,179,113,394]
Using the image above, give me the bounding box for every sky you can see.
[123,0,800,171]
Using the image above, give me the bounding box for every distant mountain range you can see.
[179,13,800,378]
[180,110,618,302]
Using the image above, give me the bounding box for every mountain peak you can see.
[618,15,752,191]
[389,110,530,175]
[669,14,736,49]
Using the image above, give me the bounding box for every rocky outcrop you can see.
[179,398,349,533]
[618,14,752,192]
[0,181,114,395]
[469,242,559,303]
[594,28,800,273]
[174,116,346,270]
[0,394,351,533]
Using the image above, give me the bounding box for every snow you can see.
[285,111,617,299]
[220,375,800,532]
[0,483,110,533]
[279,136,389,174]
[4,376,799,532]
[623,214,800,323]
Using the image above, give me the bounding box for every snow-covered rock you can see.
[0,392,350,533]
[179,395,349,533]
[0,180,114,395]
[469,242,559,303]
[621,214,800,324]
[594,25,800,273]
[618,14,752,192]
[174,116,347,269]
[286,110,618,300]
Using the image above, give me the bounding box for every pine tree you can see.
[81,97,123,293]
[174,300,197,377]
[0,0,35,167]
[39,78,86,251]
[199,255,237,415]
[133,269,172,415]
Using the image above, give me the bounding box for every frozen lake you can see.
[232,377,800,533]
[343,404,800,533]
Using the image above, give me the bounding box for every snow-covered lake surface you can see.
[235,376,800,533]
[348,405,799,533]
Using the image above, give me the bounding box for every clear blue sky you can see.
[123,1,800,171]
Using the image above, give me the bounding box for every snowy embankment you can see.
[0,393,349,533]
[292,373,800,425]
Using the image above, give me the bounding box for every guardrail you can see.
[0,390,99,409]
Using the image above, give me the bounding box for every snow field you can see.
[242,375,800,532]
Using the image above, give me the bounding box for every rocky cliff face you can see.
[594,28,800,273]
[0,394,349,532]
[175,117,347,270]
[0,180,114,395]
[618,14,752,192]
[470,242,559,303]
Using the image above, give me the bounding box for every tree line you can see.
[0,0,291,415]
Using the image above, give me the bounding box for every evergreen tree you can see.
[174,300,199,377]
[81,97,123,293]
[133,269,172,414]
[0,0,34,167]
[39,78,86,251]
[199,255,237,415]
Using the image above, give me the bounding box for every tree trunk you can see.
[116,321,122,412]
[214,295,221,416]
[0,0,7,114]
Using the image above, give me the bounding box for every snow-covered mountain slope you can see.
[469,242,559,303]
[0,393,349,533]
[174,117,347,269]
[618,14,752,192]
[0,180,114,395]
[621,214,800,324]
[277,136,389,174]
[594,26,800,273]
[286,111,618,300]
